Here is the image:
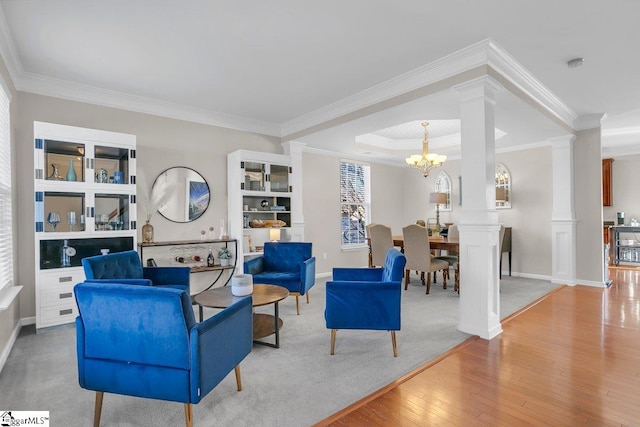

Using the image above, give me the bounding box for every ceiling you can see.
[1,0,639,162]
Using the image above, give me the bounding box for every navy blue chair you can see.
[75,282,252,427]
[244,242,315,314]
[325,248,407,357]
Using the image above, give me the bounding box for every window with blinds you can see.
[0,83,12,292]
[340,161,370,247]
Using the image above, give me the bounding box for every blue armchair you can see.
[81,250,190,292]
[244,242,315,315]
[325,248,407,357]
[75,282,252,427]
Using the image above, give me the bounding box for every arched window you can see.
[435,171,452,211]
[495,163,511,209]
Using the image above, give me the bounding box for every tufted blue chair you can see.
[75,282,252,427]
[244,242,315,315]
[82,249,190,292]
[325,248,407,357]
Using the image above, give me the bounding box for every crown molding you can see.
[281,39,496,137]
[283,38,580,138]
[485,41,578,129]
[15,72,282,136]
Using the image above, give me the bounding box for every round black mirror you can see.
[152,167,210,223]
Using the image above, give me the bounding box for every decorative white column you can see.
[282,141,306,242]
[453,75,503,340]
[550,135,577,285]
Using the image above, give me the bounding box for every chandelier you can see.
[405,121,447,177]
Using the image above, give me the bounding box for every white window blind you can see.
[340,161,370,247]
[0,83,12,291]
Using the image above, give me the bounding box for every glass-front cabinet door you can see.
[240,161,290,193]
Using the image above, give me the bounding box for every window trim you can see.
[435,171,452,211]
[339,160,371,249]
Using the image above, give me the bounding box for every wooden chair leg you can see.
[94,391,103,427]
[234,365,242,391]
[442,268,448,289]
[391,331,398,357]
[426,272,431,294]
[306,292,310,304]
[296,295,300,315]
[330,329,337,355]
[404,269,409,289]
[184,403,193,427]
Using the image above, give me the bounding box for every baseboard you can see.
[316,272,331,279]
[21,316,36,326]
[574,279,606,288]
[503,271,552,281]
[0,319,21,375]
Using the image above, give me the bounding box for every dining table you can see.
[367,234,460,291]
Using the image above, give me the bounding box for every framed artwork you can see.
[188,181,210,221]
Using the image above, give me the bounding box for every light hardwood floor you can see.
[316,267,640,426]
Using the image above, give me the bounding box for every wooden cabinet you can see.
[603,158,614,206]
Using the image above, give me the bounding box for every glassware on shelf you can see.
[47,164,64,181]
[142,220,154,243]
[66,159,77,181]
[46,212,61,232]
[67,211,77,231]
[96,214,109,231]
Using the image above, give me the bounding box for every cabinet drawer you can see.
[39,270,85,290]
[40,284,76,307]
[39,303,78,328]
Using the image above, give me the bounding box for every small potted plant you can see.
[218,247,232,266]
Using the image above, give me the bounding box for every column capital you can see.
[452,75,503,103]
[549,134,577,147]
[574,113,606,131]
[281,140,307,156]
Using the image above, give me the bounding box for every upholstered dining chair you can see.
[74,282,253,427]
[402,224,449,294]
[325,248,406,356]
[366,223,394,267]
[433,224,459,291]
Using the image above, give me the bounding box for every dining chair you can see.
[402,224,449,294]
[366,223,394,267]
[433,224,459,291]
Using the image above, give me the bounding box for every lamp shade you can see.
[496,187,507,202]
[269,228,281,241]
[429,192,448,204]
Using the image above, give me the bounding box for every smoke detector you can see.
[567,58,584,68]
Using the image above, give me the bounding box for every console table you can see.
[138,238,238,287]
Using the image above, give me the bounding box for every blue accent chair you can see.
[75,282,252,427]
[81,250,190,292]
[325,248,407,357]
[244,242,315,315]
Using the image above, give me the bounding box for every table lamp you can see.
[269,227,281,242]
[429,192,448,229]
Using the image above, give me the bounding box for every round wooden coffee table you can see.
[194,284,289,348]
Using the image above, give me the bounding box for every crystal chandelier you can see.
[405,121,447,177]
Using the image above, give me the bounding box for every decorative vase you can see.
[66,159,77,181]
[231,274,253,296]
[220,258,230,267]
[142,220,154,243]
[48,163,64,180]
